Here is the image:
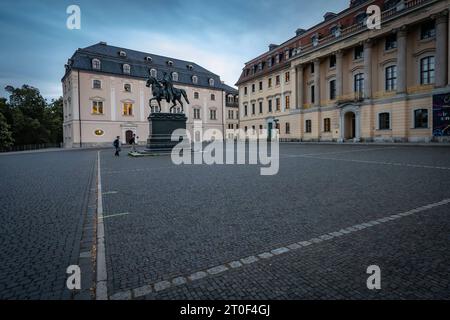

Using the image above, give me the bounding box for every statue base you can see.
[144,113,189,152]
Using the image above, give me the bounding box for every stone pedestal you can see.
[145,113,189,152]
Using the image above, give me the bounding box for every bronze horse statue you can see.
[146,73,190,113]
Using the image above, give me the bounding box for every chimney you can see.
[295,28,306,36]
[269,44,279,51]
[324,12,337,21]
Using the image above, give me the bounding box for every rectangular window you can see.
[276,98,281,111]
[385,65,397,91]
[378,112,390,130]
[310,63,315,74]
[414,109,428,128]
[354,45,364,60]
[93,80,102,89]
[259,81,263,91]
[354,73,364,94]
[275,75,280,86]
[244,87,248,95]
[329,80,336,100]
[329,55,336,68]
[268,100,273,112]
[305,120,312,133]
[124,84,131,92]
[285,96,290,109]
[210,109,217,120]
[259,101,263,114]
[268,78,272,88]
[92,101,103,115]
[285,122,290,134]
[211,94,215,101]
[285,72,290,83]
[311,85,315,104]
[420,56,435,85]
[194,109,201,120]
[252,84,255,93]
[420,20,436,40]
[252,103,255,115]
[194,92,199,99]
[244,105,248,116]
[123,103,133,116]
[385,33,397,50]
[324,118,331,132]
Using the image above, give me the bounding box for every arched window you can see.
[192,75,198,84]
[92,59,101,70]
[123,64,131,74]
[209,78,215,87]
[172,72,179,82]
[150,68,157,78]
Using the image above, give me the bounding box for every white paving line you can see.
[102,191,118,195]
[96,151,108,300]
[280,146,396,158]
[101,212,131,219]
[108,198,450,300]
[303,156,450,171]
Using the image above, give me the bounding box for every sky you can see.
[0,0,349,100]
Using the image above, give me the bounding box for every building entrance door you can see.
[125,130,134,144]
[344,112,356,140]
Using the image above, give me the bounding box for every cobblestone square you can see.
[1,144,450,299]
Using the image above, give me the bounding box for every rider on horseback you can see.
[161,72,175,103]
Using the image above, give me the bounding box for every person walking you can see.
[129,133,137,153]
[113,136,121,157]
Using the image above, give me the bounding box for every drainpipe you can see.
[78,70,82,148]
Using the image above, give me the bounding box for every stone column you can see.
[296,64,304,109]
[396,27,407,94]
[435,11,448,88]
[363,40,373,99]
[335,50,344,100]
[314,59,320,108]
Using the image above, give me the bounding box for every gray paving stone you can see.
[271,247,290,255]
[172,277,187,286]
[132,285,152,298]
[258,252,274,259]
[154,281,171,292]
[228,261,243,269]
[207,265,228,275]
[110,290,131,300]
[188,271,208,281]
[241,256,259,264]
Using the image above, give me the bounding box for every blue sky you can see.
[0,0,349,100]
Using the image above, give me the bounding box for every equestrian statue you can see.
[146,71,190,113]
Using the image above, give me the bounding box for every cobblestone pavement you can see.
[100,144,450,299]
[0,150,97,299]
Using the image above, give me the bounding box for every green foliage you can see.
[0,111,14,149]
[0,85,63,148]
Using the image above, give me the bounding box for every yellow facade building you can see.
[236,0,450,142]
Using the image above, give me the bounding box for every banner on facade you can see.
[433,93,450,137]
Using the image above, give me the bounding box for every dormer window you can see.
[275,54,280,64]
[123,64,131,74]
[311,34,319,47]
[331,25,341,38]
[92,59,101,70]
[355,12,367,26]
[258,62,263,71]
[172,72,179,82]
[145,56,152,62]
[167,60,173,66]
[192,75,198,84]
[119,51,127,57]
[150,68,157,78]
[187,64,193,70]
[267,57,273,68]
[209,78,215,87]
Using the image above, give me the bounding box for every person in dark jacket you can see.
[129,133,136,152]
[113,136,121,157]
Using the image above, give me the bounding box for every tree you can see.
[0,112,14,150]
[46,97,63,144]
